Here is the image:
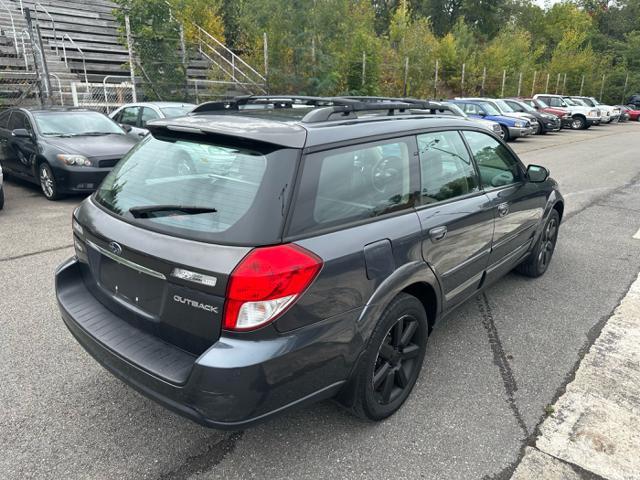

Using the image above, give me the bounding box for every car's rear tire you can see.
[0,186,4,210]
[516,209,560,278]
[39,162,61,201]
[571,115,586,130]
[347,293,429,421]
[500,125,510,141]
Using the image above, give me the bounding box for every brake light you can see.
[223,244,323,331]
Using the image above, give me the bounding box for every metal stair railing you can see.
[0,0,20,56]
[32,1,59,55]
[61,33,88,87]
[194,25,266,92]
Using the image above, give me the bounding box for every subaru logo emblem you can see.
[108,241,123,256]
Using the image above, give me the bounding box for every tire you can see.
[0,186,4,210]
[516,209,560,278]
[39,162,61,201]
[571,115,586,130]
[535,122,543,135]
[500,125,510,141]
[347,293,429,421]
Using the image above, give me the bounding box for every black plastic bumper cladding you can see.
[57,259,196,385]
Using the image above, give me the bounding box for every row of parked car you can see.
[0,94,637,207]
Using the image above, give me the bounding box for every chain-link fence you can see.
[0,71,40,108]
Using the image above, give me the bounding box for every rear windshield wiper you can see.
[129,205,218,219]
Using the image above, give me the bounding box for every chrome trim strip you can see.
[86,239,166,280]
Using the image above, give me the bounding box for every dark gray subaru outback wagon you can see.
[56,96,564,429]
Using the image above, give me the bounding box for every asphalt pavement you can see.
[1,122,639,480]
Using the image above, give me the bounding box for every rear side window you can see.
[94,135,298,245]
[289,137,414,235]
[141,107,160,126]
[463,131,522,188]
[417,131,478,204]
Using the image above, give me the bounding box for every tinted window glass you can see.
[160,105,195,118]
[0,110,10,129]
[120,107,139,126]
[463,131,521,188]
[8,111,28,131]
[289,138,413,234]
[140,107,160,126]
[33,112,123,136]
[418,131,478,204]
[94,135,297,245]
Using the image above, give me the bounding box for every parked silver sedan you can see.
[109,102,196,139]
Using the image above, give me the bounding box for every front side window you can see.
[463,131,522,189]
[94,135,298,245]
[289,138,414,234]
[8,111,29,131]
[119,107,140,127]
[418,131,478,204]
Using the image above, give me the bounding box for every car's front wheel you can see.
[39,162,61,201]
[347,293,429,421]
[500,125,510,141]
[516,209,560,278]
[571,115,586,130]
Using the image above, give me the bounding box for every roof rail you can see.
[191,95,421,123]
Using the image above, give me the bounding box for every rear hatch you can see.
[73,131,300,355]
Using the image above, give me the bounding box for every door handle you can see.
[428,226,447,242]
[497,203,510,217]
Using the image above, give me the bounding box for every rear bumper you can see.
[55,258,358,429]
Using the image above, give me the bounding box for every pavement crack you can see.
[156,431,244,480]
[0,244,73,263]
[477,293,528,438]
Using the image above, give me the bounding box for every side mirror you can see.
[120,123,133,133]
[12,128,32,139]
[478,111,487,117]
[527,164,549,183]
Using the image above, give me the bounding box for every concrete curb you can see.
[511,272,640,480]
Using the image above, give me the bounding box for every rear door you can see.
[118,106,144,139]
[415,130,494,308]
[462,130,547,283]
[139,107,160,138]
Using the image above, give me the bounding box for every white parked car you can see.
[568,96,620,124]
[109,102,196,139]
[533,94,601,129]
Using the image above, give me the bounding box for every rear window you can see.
[94,135,298,245]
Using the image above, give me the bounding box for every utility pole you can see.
[361,51,366,87]
[545,73,550,93]
[263,32,269,93]
[531,70,537,97]
[621,72,629,104]
[124,15,137,102]
[403,57,409,97]
[517,72,522,97]
[434,59,439,99]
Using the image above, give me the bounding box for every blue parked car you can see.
[449,100,532,141]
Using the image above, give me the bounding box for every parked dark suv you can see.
[56,96,564,429]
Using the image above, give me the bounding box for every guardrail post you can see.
[125,16,137,102]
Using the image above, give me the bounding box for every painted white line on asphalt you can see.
[634,227,640,240]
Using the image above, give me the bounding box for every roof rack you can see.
[190,95,422,123]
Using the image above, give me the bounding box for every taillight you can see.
[223,244,323,331]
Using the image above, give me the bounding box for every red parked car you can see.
[623,105,640,121]
[521,97,572,128]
